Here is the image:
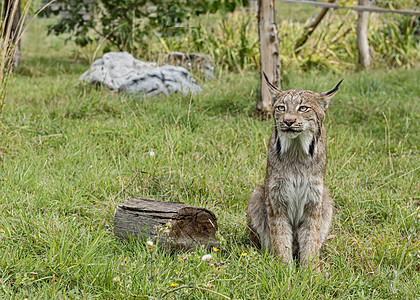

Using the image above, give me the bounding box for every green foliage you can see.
[41,0,419,72]
[369,15,420,67]
[273,2,420,71]
[44,0,246,53]
[374,0,420,9]
[160,4,419,73]
[164,11,259,72]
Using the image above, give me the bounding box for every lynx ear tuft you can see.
[263,72,282,97]
[317,79,343,110]
[321,79,343,98]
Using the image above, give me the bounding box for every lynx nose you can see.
[284,119,295,127]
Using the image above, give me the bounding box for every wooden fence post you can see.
[257,0,280,116]
[357,0,370,68]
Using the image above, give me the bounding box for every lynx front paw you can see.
[272,242,293,264]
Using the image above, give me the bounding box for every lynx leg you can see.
[320,192,333,246]
[247,185,271,251]
[267,203,293,263]
[297,202,322,268]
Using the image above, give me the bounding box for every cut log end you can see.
[114,197,219,251]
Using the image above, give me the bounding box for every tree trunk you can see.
[357,0,370,69]
[114,197,219,250]
[2,0,21,67]
[257,0,280,116]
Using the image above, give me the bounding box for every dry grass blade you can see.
[0,0,54,123]
[1,0,24,123]
[162,284,232,299]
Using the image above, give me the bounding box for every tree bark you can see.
[357,0,370,69]
[2,0,21,67]
[257,0,280,116]
[114,197,219,250]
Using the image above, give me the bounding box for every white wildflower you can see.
[201,254,213,262]
[149,150,155,158]
[146,240,154,250]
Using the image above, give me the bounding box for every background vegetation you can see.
[42,0,420,72]
[0,1,419,299]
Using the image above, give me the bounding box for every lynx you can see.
[247,73,342,268]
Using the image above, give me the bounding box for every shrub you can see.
[44,0,246,54]
[369,15,420,68]
[162,10,259,73]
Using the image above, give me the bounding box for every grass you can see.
[1,19,420,299]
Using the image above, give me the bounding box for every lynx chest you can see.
[268,174,322,226]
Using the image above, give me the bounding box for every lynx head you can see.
[263,72,342,156]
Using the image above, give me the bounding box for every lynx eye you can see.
[298,106,309,112]
[276,105,286,112]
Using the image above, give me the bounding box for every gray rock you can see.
[119,66,202,96]
[79,52,202,96]
[79,52,156,90]
[163,52,214,81]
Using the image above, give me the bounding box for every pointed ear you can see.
[263,72,282,99]
[317,79,343,111]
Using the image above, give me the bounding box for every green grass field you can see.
[0,19,419,299]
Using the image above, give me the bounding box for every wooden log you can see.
[114,197,219,250]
